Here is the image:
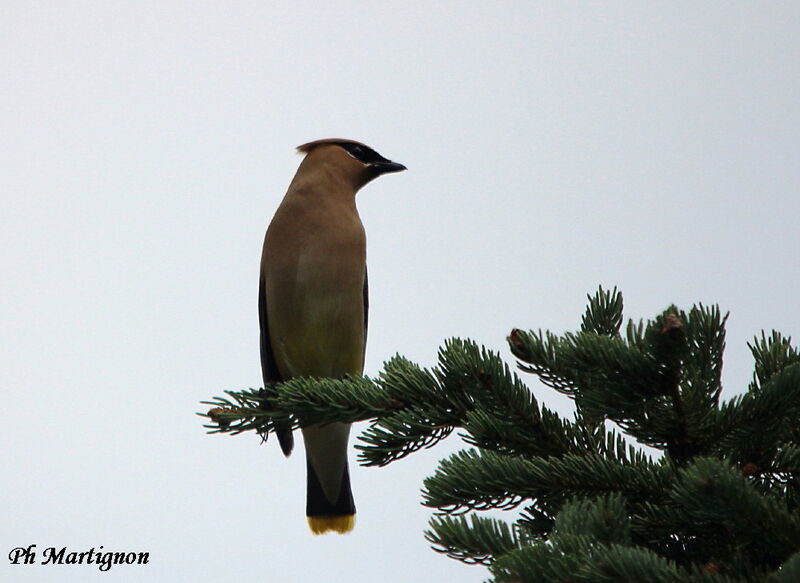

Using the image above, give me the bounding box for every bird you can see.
[259,139,406,534]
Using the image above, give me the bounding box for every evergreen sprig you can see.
[201,287,800,581]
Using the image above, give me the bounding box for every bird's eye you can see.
[341,143,379,163]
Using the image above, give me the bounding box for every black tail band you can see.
[305,457,356,517]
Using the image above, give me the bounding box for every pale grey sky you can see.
[2,2,799,582]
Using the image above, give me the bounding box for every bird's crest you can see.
[296,138,368,154]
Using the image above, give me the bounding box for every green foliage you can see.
[201,287,800,581]
[425,514,522,565]
[749,331,800,392]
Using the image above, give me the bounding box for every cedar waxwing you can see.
[259,139,406,534]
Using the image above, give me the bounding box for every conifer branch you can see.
[749,331,800,391]
[200,286,800,580]
[425,515,521,565]
[421,449,671,514]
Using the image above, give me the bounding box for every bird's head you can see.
[296,139,406,190]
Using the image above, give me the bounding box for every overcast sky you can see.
[3,2,799,582]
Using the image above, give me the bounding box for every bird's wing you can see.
[259,274,295,456]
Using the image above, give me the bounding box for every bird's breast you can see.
[264,211,366,380]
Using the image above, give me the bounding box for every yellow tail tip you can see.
[307,515,356,535]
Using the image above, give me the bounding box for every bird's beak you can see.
[371,160,407,174]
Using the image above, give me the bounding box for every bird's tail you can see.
[306,456,356,535]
